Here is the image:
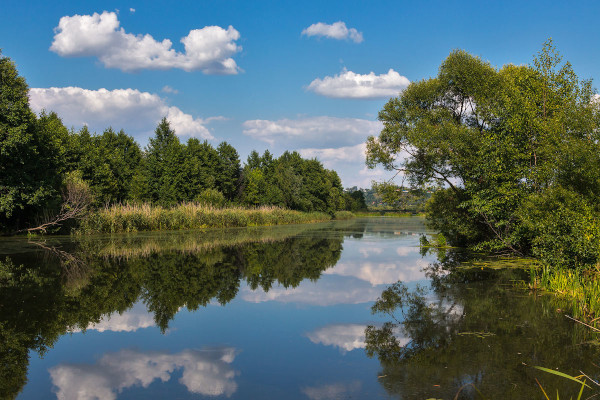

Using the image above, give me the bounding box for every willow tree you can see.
[367,40,600,265]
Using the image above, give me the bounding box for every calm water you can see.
[1,217,599,399]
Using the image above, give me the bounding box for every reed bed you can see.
[76,203,348,234]
[532,266,600,322]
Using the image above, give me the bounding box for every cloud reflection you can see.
[306,324,367,352]
[70,303,155,333]
[306,323,410,353]
[49,347,238,399]
[302,381,362,400]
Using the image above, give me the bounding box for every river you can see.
[1,217,598,399]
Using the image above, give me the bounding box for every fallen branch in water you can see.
[565,314,600,333]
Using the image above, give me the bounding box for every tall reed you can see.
[532,265,600,323]
[76,203,346,234]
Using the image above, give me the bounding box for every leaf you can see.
[533,366,591,389]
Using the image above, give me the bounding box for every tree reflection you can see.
[365,253,600,399]
[0,223,361,399]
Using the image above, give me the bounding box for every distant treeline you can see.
[0,52,365,233]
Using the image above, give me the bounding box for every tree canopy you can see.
[367,40,600,268]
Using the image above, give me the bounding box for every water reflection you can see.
[301,381,362,400]
[306,324,368,352]
[3,217,595,399]
[50,347,238,399]
[365,253,600,399]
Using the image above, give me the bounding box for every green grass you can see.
[531,265,600,323]
[76,203,353,234]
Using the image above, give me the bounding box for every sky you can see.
[2,0,600,188]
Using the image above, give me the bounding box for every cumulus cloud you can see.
[242,117,382,148]
[306,324,367,352]
[301,21,363,43]
[50,11,241,73]
[29,86,218,139]
[299,143,367,165]
[307,68,410,99]
[129,8,135,13]
[302,381,362,400]
[49,347,238,400]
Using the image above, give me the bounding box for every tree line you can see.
[0,51,363,233]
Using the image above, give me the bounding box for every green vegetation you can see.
[76,203,336,234]
[0,52,355,235]
[366,39,600,320]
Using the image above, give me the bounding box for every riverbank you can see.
[76,203,354,234]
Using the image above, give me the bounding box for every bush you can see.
[519,186,600,269]
[195,189,226,208]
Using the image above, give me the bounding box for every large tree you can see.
[366,40,600,266]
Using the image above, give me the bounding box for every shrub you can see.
[519,186,600,269]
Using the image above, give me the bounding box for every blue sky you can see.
[2,0,599,187]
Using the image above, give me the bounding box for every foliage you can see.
[75,127,142,205]
[366,40,600,268]
[240,150,346,214]
[195,188,227,207]
[0,54,68,231]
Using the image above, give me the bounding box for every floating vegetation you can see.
[456,331,496,338]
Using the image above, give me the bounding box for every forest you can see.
[0,51,366,234]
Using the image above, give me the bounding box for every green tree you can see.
[216,142,241,201]
[144,118,185,206]
[76,127,142,205]
[0,53,69,231]
[366,40,600,262]
[182,138,220,201]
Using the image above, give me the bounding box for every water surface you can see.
[1,218,598,399]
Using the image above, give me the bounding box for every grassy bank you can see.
[531,266,600,324]
[76,203,354,234]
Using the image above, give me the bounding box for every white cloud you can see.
[49,347,238,400]
[50,11,241,73]
[161,85,178,94]
[302,21,363,43]
[299,143,367,165]
[299,144,388,188]
[307,68,410,99]
[29,86,217,139]
[129,8,135,13]
[242,116,382,148]
[306,324,367,352]
[302,381,362,400]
